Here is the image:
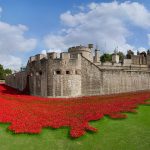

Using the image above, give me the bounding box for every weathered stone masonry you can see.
[5,45,150,97]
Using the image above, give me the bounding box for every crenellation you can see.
[5,44,150,98]
[60,52,70,60]
[47,52,57,59]
[35,54,46,61]
[29,56,36,62]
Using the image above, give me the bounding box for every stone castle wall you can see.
[47,53,81,97]
[5,47,150,98]
[80,56,150,96]
[81,56,102,96]
[26,54,48,97]
[101,70,150,95]
[11,52,83,97]
[5,71,27,91]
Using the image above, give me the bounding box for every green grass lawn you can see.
[0,105,149,150]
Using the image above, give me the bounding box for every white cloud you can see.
[0,21,37,70]
[0,8,37,70]
[137,47,147,52]
[41,50,47,55]
[44,1,150,53]
[60,11,86,27]
[44,35,68,52]
[88,2,97,10]
[78,5,85,11]
[0,55,22,70]
[0,22,37,54]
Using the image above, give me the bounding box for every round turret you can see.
[68,45,93,61]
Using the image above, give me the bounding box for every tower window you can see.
[39,71,42,75]
[66,71,70,74]
[56,70,61,75]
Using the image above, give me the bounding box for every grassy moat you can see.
[0,105,149,150]
[0,84,149,150]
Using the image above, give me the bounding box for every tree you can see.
[4,68,12,75]
[117,51,125,62]
[126,50,134,59]
[0,64,12,80]
[100,53,112,63]
[0,64,4,80]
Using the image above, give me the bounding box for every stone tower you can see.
[68,45,93,62]
[94,48,100,63]
[112,54,119,63]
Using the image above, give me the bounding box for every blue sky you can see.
[0,0,150,69]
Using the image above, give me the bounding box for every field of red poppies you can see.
[0,83,149,138]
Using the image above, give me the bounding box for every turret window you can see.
[56,70,61,75]
[39,71,42,75]
[66,71,70,74]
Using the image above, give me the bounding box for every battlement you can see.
[35,54,46,61]
[68,45,91,53]
[47,52,57,59]
[5,44,150,98]
[29,52,82,64]
[29,54,46,63]
[28,44,93,65]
